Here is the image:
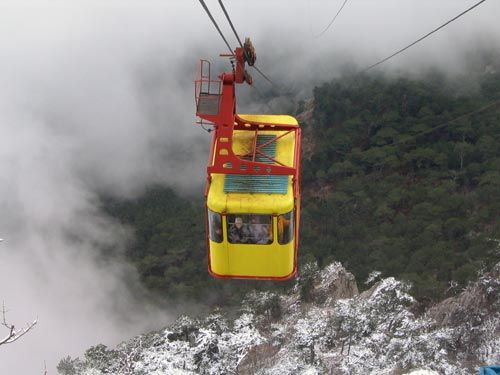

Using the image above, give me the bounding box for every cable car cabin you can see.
[195,43,301,280]
[207,115,300,279]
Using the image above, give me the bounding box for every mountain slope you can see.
[103,71,500,304]
[57,261,500,375]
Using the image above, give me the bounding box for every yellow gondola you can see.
[195,41,301,280]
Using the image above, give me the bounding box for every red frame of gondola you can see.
[195,47,301,280]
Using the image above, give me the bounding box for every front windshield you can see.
[227,214,272,244]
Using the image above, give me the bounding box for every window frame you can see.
[226,214,273,245]
[207,209,223,243]
[278,210,294,245]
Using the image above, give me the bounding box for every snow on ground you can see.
[58,262,500,375]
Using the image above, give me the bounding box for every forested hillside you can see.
[302,71,500,300]
[104,71,500,303]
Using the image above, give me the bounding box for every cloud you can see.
[0,0,499,374]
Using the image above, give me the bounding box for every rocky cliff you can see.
[57,262,500,375]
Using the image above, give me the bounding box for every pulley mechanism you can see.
[243,37,256,66]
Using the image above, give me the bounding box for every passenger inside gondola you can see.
[227,215,273,244]
[228,216,250,243]
[249,216,271,244]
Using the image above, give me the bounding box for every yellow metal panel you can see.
[209,217,295,278]
[208,174,293,214]
[238,114,299,126]
[226,242,295,277]
[207,126,297,214]
[206,114,298,278]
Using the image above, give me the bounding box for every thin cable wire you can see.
[380,98,500,148]
[315,0,349,38]
[217,0,252,69]
[217,0,277,87]
[199,0,291,109]
[197,0,233,54]
[252,65,275,85]
[250,84,275,113]
[218,0,244,49]
[363,0,488,72]
[199,0,276,112]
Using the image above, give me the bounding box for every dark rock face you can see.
[429,263,500,326]
[313,262,359,305]
[166,315,200,346]
[237,343,281,375]
[427,263,500,367]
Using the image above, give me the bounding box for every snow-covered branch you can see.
[0,302,37,346]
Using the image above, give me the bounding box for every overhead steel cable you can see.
[198,0,294,110]
[314,0,349,38]
[252,65,275,86]
[217,0,278,87]
[217,0,243,50]
[349,98,500,157]
[363,0,488,72]
[249,84,275,113]
[338,96,500,159]
[197,0,234,55]
[385,98,500,147]
[196,0,277,112]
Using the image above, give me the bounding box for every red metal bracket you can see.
[195,45,300,183]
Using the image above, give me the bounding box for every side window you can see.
[208,209,222,243]
[278,211,294,245]
[227,214,272,244]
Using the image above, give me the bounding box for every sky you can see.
[0,0,499,374]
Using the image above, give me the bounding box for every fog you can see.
[0,0,499,373]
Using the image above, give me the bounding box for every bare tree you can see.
[0,301,37,346]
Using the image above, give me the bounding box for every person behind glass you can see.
[229,217,250,243]
[212,214,222,242]
[249,216,269,244]
[278,214,291,244]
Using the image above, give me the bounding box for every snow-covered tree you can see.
[0,302,37,346]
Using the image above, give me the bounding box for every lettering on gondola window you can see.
[208,209,223,243]
[227,214,272,244]
[278,211,294,245]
